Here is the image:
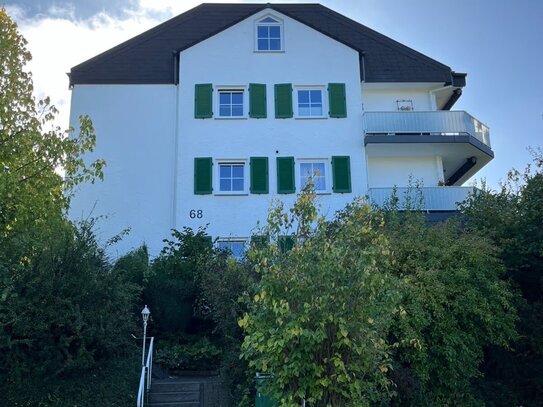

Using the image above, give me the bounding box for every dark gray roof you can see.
[69,3,461,86]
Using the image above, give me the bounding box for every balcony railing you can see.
[363,111,491,147]
[368,186,475,211]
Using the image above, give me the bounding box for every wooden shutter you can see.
[277,157,295,194]
[274,83,293,118]
[328,83,347,118]
[250,157,269,194]
[249,83,267,118]
[279,235,295,253]
[194,84,213,118]
[194,157,212,194]
[332,156,352,193]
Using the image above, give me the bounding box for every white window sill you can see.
[214,193,249,196]
[294,116,328,120]
[215,117,248,120]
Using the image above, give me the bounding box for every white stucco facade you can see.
[68,6,492,256]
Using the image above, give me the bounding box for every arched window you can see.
[255,16,283,51]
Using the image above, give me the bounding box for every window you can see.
[218,162,246,193]
[217,240,246,259]
[256,16,282,51]
[296,88,324,117]
[218,89,244,117]
[299,160,328,192]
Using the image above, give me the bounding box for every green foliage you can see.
[155,337,222,371]
[0,221,140,377]
[240,185,401,407]
[0,7,104,242]
[461,149,543,405]
[384,212,518,405]
[0,354,140,407]
[145,227,212,333]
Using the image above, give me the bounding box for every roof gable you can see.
[69,3,456,86]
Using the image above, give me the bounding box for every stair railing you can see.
[137,336,155,407]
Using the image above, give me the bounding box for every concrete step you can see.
[152,380,201,393]
[150,391,200,403]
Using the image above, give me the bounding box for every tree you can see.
[461,150,543,406]
[240,187,401,406]
[0,7,104,246]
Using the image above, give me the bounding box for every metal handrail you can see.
[136,337,155,407]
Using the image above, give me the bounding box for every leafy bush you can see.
[240,188,401,406]
[155,337,222,371]
[0,221,140,378]
[144,227,212,333]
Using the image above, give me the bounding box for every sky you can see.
[5,0,543,188]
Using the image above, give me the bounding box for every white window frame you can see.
[216,86,246,119]
[294,86,327,119]
[296,159,330,194]
[254,15,284,52]
[217,238,247,260]
[215,159,248,195]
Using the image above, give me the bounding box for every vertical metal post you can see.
[142,320,147,367]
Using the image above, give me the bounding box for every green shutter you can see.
[275,83,293,118]
[194,157,212,194]
[278,235,295,253]
[250,157,269,194]
[332,156,352,193]
[328,83,347,118]
[195,83,213,118]
[277,157,295,194]
[249,83,267,118]
[251,235,269,249]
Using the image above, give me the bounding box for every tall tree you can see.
[0,7,104,245]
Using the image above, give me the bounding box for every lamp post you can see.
[141,305,150,367]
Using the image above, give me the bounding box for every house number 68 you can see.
[189,210,203,219]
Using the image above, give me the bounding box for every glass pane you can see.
[232,93,243,104]
[230,242,245,259]
[314,177,326,191]
[313,163,325,177]
[298,106,310,116]
[310,90,322,103]
[257,26,269,38]
[257,39,268,50]
[219,92,231,104]
[232,106,243,116]
[269,26,280,38]
[232,165,244,177]
[220,165,231,177]
[219,106,231,116]
[269,39,281,50]
[298,90,309,103]
[220,178,231,191]
[311,105,323,116]
[300,163,311,176]
[218,242,229,251]
[232,178,244,191]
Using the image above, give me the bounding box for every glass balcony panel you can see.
[368,186,476,211]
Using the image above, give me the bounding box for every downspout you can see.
[172,51,180,229]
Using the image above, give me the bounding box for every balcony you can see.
[368,186,475,211]
[363,111,490,147]
[363,111,494,186]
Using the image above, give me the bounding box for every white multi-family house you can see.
[68,3,493,256]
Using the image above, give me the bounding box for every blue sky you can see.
[7,0,543,188]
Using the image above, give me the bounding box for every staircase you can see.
[149,379,203,407]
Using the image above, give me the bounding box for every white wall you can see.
[362,85,436,111]
[69,85,176,257]
[176,9,364,241]
[367,156,443,187]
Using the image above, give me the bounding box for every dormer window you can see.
[256,16,283,51]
